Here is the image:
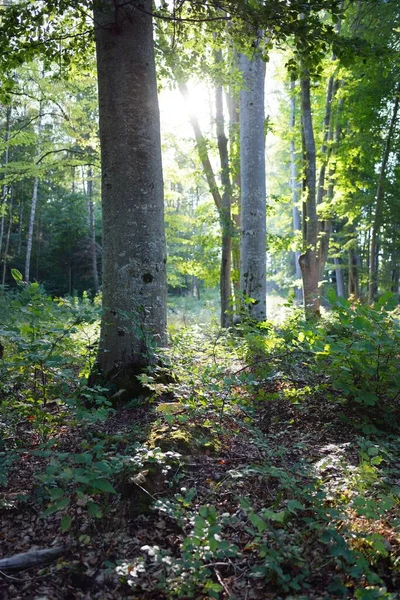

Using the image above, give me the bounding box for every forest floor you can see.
[0,306,399,599]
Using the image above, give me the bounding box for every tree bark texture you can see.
[87,168,99,294]
[0,105,11,272]
[289,80,303,303]
[368,81,400,303]
[239,52,266,321]
[334,257,345,297]
[215,53,233,327]
[24,106,42,283]
[299,71,320,318]
[94,0,166,385]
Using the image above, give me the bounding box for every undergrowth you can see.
[0,283,399,599]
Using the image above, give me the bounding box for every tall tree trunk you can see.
[2,187,13,286]
[87,168,99,294]
[94,0,166,387]
[349,245,360,299]
[299,71,320,318]
[289,80,303,303]
[215,50,233,327]
[226,84,241,306]
[24,105,43,283]
[179,80,234,327]
[368,81,400,303]
[317,3,343,282]
[239,52,266,321]
[0,105,11,265]
[334,257,345,297]
[17,198,23,257]
[178,82,222,213]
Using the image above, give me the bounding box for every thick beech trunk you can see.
[299,72,320,318]
[368,81,400,303]
[239,52,266,321]
[289,81,302,303]
[94,0,166,387]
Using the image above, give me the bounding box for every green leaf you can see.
[92,478,117,494]
[61,515,72,532]
[11,268,23,282]
[249,512,267,533]
[43,496,70,516]
[87,501,102,518]
[48,487,65,500]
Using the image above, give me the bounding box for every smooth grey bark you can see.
[289,80,303,303]
[2,187,13,286]
[334,257,345,297]
[215,78,233,327]
[24,105,42,283]
[299,71,320,318]
[94,0,166,386]
[226,75,241,306]
[349,244,360,299]
[87,168,99,294]
[368,81,400,303]
[239,52,266,321]
[0,105,11,267]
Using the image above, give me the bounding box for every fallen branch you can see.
[0,546,67,571]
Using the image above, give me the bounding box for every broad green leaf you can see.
[61,515,72,532]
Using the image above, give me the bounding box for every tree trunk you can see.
[24,105,43,283]
[299,71,320,318]
[179,78,234,327]
[87,168,99,294]
[239,52,266,321]
[334,257,345,297]
[349,246,360,299]
[94,0,166,388]
[178,82,222,213]
[226,81,241,307]
[368,81,400,303]
[0,105,11,266]
[215,51,233,327]
[2,187,13,286]
[289,80,303,303]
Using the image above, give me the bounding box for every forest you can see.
[0,0,399,598]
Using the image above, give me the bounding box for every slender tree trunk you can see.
[17,198,23,256]
[317,4,343,282]
[368,81,400,303]
[334,257,345,297]
[179,79,235,327]
[2,187,13,286]
[226,82,241,306]
[0,105,11,265]
[24,105,43,283]
[239,52,266,321]
[215,51,233,327]
[349,245,360,299]
[299,71,320,318]
[179,82,222,213]
[87,168,99,294]
[289,80,303,303]
[94,0,166,387]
